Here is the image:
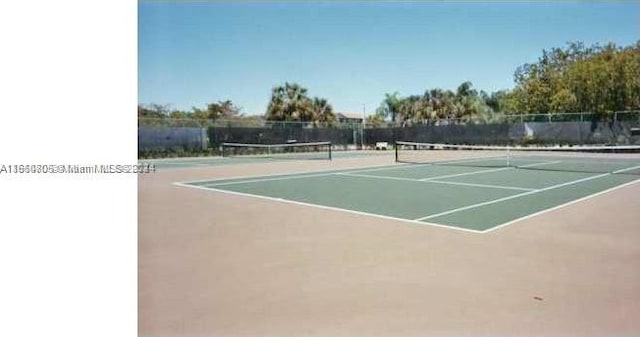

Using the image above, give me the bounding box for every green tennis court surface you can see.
[177,163,640,232]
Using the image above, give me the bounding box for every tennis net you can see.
[222,141,332,160]
[395,141,640,175]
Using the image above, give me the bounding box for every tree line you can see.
[138,100,243,120]
[369,41,640,126]
[139,40,640,126]
[138,82,337,125]
[369,81,497,127]
[508,41,639,115]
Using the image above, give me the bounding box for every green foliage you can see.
[375,81,497,125]
[550,88,578,113]
[310,97,336,125]
[138,100,244,122]
[265,82,336,123]
[138,103,170,118]
[168,110,189,119]
[375,92,401,122]
[205,100,241,119]
[365,111,386,127]
[508,41,640,115]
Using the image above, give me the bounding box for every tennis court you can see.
[141,141,640,336]
[142,149,386,170]
[176,143,640,232]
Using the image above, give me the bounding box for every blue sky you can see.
[139,1,639,116]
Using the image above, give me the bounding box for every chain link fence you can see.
[138,111,640,158]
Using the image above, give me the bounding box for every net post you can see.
[507,146,511,167]
[221,143,226,157]
[395,142,399,162]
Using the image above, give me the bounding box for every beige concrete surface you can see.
[139,154,640,336]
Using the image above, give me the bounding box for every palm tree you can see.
[266,82,313,121]
[266,86,287,121]
[310,97,335,125]
[397,95,426,126]
[376,92,401,122]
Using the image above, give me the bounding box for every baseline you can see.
[172,181,484,234]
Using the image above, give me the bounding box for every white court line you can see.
[172,182,484,234]
[337,172,534,191]
[203,159,565,189]
[422,179,534,191]
[177,163,402,185]
[174,163,640,234]
[418,160,563,181]
[614,164,640,174]
[177,158,563,186]
[519,160,564,168]
[398,154,507,166]
[179,170,333,185]
[201,163,412,187]
[414,172,613,221]
[336,163,412,174]
[418,167,513,181]
[204,171,336,187]
[200,163,419,186]
[482,177,640,233]
[342,161,567,187]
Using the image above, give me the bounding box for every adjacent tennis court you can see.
[176,144,640,232]
[142,149,385,170]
